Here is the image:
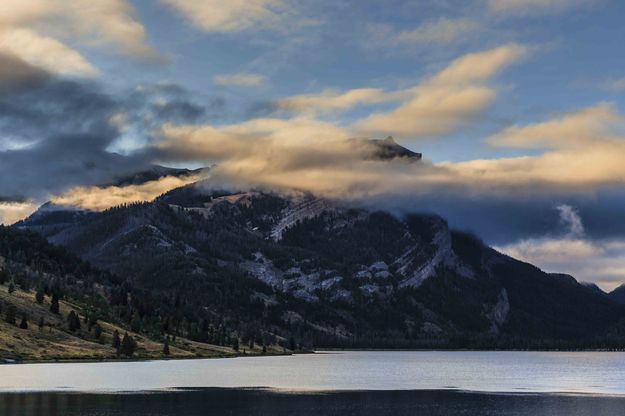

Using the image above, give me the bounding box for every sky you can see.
[1,0,625,289]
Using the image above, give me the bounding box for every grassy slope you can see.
[0,285,285,362]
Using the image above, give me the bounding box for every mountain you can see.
[609,285,625,305]
[16,183,625,349]
[581,281,607,297]
[0,225,284,360]
[366,136,422,161]
[12,164,204,233]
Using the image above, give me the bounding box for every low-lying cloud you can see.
[51,174,201,211]
[0,201,38,226]
[497,204,625,291]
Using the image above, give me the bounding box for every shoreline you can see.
[0,351,299,365]
[1,386,625,399]
[4,347,624,366]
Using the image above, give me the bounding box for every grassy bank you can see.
[0,286,288,363]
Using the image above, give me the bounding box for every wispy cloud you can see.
[161,0,287,33]
[355,44,528,137]
[0,0,161,64]
[604,77,625,92]
[497,204,625,290]
[0,28,98,77]
[213,73,265,87]
[276,88,404,114]
[486,103,624,149]
[145,46,625,200]
[488,0,593,15]
[396,17,481,45]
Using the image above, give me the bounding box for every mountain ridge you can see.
[15,182,625,349]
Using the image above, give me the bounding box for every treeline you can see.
[0,226,308,352]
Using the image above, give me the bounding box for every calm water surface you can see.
[1,351,625,394]
[2,389,625,416]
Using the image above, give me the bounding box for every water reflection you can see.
[2,389,625,416]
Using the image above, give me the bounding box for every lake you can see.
[1,351,625,415]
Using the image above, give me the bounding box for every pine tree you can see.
[121,333,137,357]
[112,330,121,352]
[50,293,60,314]
[8,282,15,294]
[232,337,239,352]
[5,305,16,325]
[67,310,81,332]
[0,269,8,285]
[19,314,28,329]
[87,313,98,331]
[93,324,103,341]
[289,336,296,351]
[130,314,141,332]
[35,288,45,304]
[163,338,170,356]
[19,278,31,292]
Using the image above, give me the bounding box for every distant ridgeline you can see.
[10,178,625,352]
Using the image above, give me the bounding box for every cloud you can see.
[0,0,160,63]
[0,201,38,225]
[152,99,625,201]
[5,42,625,244]
[486,104,623,149]
[396,17,481,45]
[50,174,201,211]
[0,75,119,150]
[0,173,202,224]
[213,73,266,87]
[0,48,230,203]
[556,204,584,237]
[162,0,286,33]
[153,116,352,163]
[0,51,49,95]
[0,28,98,77]
[152,114,469,199]
[355,44,528,138]
[0,74,217,200]
[488,0,593,15]
[145,47,625,200]
[276,88,404,114]
[496,204,625,290]
[443,103,625,191]
[444,143,625,191]
[604,77,625,93]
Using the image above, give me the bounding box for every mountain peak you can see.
[369,136,422,161]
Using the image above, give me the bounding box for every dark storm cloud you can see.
[153,100,207,122]
[0,55,151,200]
[125,83,226,126]
[0,52,50,95]
[0,60,223,201]
[0,78,117,146]
[0,195,26,203]
[367,189,625,247]
[0,127,151,200]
